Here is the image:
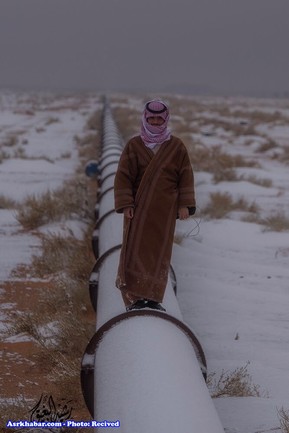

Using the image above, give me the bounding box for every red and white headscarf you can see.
[140,99,171,149]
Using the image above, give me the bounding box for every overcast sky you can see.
[0,0,289,97]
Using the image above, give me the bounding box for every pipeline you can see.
[81,100,225,433]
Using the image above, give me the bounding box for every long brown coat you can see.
[114,135,195,303]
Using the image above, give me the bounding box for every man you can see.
[114,99,196,312]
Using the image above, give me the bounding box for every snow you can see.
[0,91,99,323]
[0,159,75,201]
[170,97,289,432]
[1,91,289,432]
[0,209,41,279]
[215,397,282,433]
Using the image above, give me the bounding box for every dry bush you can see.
[86,109,102,131]
[75,133,98,147]
[0,194,18,209]
[45,116,60,125]
[257,138,279,153]
[13,147,27,158]
[36,283,94,416]
[16,190,64,229]
[0,397,31,433]
[6,229,95,430]
[202,192,234,219]
[202,192,259,219]
[262,212,289,232]
[75,109,102,161]
[112,106,141,141]
[281,146,289,164]
[9,312,47,347]
[36,127,46,133]
[233,109,289,125]
[0,149,10,162]
[45,311,93,393]
[166,96,206,118]
[2,134,19,147]
[244,211,289,231]
[171,121,200,137]
[223,120,257,137]
[109,94,130,105]
[278,407,289,433]
[243,174,273,188]
[10,293,93,401]
[212,168,239,183]
[16,178,90,230]
[11,148,55,162]
[76,133,100,161]
[207,363,262,398]
[212,149,258,170]
[187,144,259,175]
[31,232,94,281]
[187,145,215,172]
[60,151,71,159]
[191,115,257,137]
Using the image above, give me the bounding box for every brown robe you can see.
[114,135,195,304]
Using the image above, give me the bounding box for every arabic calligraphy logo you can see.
[29,394,73,431]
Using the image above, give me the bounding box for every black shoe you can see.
[126,299,147,312]
[145,301,166,312]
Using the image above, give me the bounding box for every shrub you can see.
[281,146,289,164]
[212,168,239,183]
[187,145,259,175]
[244,175,273,188]
[207,363,262,398]
[0,397,30,433]
[0,194,18,209]
[31,232,94,282]
[278,407,289,433]
[232,109,288,124]
[16,178,90,230]
[86,109,102,131]
[202,192,259,219]
[45,116,60,125]
[257,138,278,153]
[2,135,19,147]
[0,149,10,162]
[112,106,141,141]
[262,212,289,232]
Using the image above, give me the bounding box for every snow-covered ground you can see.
[171,96,289,433]
[0,90,101,280]
[1,91,289,432]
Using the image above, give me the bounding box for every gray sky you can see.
[1,0,289,97]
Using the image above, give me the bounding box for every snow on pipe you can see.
[81,101,225,433]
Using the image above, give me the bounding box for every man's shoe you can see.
[126,299,147,312]
[145,301,166,312]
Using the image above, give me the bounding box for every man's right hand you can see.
[124,207,134,219]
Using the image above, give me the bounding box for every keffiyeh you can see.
[140,100,171,149]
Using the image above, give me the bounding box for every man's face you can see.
[147,116,165,126]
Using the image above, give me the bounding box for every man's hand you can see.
[178,207,189,220]
[124,207,134,219]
